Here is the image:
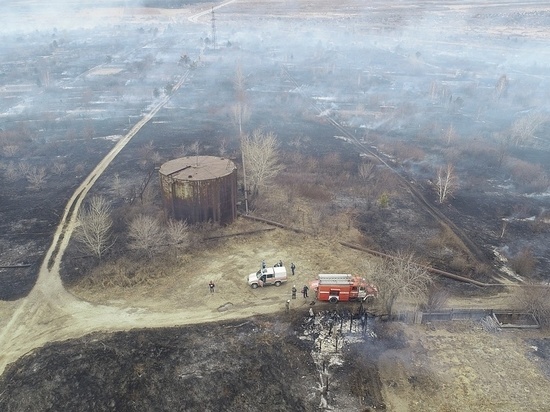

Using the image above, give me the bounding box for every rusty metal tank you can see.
[159,156,237,225]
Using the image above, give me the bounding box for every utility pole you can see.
[241,134,249,214]
[211,8,217,50]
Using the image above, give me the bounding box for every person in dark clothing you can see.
[302,285,309,298]
[209,280,215,293]
[290,262,296,276]
[291,285,297,299]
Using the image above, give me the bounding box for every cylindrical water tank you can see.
[159,156,237,225]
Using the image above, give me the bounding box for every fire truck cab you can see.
[310,274,378,303]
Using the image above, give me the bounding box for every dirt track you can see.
[0,0,364,378]
[0,62,194,376]
[2,1,550,410]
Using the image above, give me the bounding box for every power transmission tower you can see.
[211,8,217,50]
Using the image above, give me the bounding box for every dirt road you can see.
[1,0,322,377]
[0,73,190,373]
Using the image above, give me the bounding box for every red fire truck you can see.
[309,274,378,303]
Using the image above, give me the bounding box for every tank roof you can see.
[159,156,236,181]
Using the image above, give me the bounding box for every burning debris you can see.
[299,307,382,410]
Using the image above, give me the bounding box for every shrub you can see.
[510,248,537,277]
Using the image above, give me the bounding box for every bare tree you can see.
[241,129,282,195]
[231,102,250,136]
[288,134,311,152]
[18,161,32,175]
[138,141,161,169]
[234,65,245,96]
[26,166,47,190]
[509,111,548,146]
[189,141,200,157]
[435,163,457,203]
[128,214,164,258]
[2,145,19,157]
[112,173,122,197]
[218,137,228,157]
[510,248,537,277]
[370,252,433,316]
[443,124,458,145]
[166,219,190,256]
[514,283,550,329]
[425,284,450,311]
[175,144,187,158]
[4,162,18,182]
[232,65,252,213]
[51,159,67,175]
[231,64,250,135]
[494,74,509,99]
[358,162,375,181]
[74,196,114,259]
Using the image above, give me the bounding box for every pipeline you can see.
[239,213,491,287]
[339,241,491,287]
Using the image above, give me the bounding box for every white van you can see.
[248,266,288,288]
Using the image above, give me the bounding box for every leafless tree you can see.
[112,173,122,197]
[218,137,228,157]
[288,134,311,152]
[435,163,457,203]
[358,162,375,181]
[494,74,509,99]
[425,284,450,311]
[443,124,458,145]
[2,145,19,157]
[513,283,550,329]
[166,219,190,256]
[231,65,251,136]
[175,144,187,158]
[128,214,164,258]
[241,129,282,195]
[509,111,548,146]
[51,159,67,175]
[231,102,250,136]
[510,248,537,277]
[18,161,32,175]
[74,196,114,259]
[233,64,246,103]
[138,141,161,169]
[4,162,18,182]
[189,141,200,157]
[26,166,47,190]
[370,252,433,316]
[232,65,252,212]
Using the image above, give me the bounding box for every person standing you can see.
[291,285,297,299]
[290,262,296,276]
[302,285,309,298]
[209,280,215,293]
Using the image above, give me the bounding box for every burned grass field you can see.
[1,0,550,410]
[0,310,385,411]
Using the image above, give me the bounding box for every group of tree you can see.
[74,196,189,260]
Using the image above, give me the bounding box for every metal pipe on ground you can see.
[239,213,490,287]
